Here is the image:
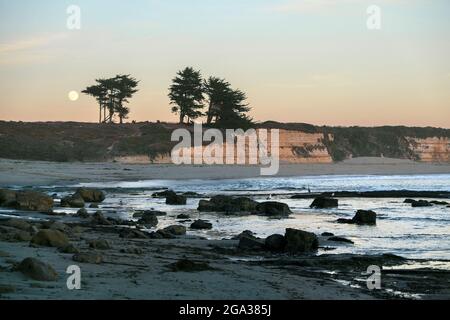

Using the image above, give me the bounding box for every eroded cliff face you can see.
[406,137,450,162]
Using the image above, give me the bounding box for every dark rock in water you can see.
[90,211,113,226]
[162,225,186,236]
[0,189,17,207]
[404,199,415,204]
[61,194,85,208]
[255,201,292,216]
[88,239,111,250]
[182,192,202,198]
[149,230,175,239]
[0,219,32,232]
[177,214,190,219]
[411,200,432,207]
[265,234,287,252]
[14,191,53,212]
[198,195,258,213]
[430,200,449,206]
[89,203,99,209]
[328,236,354,244]
[137,212,159,228]
[165,191,187,205]
[119,229,149,239]
[190,219,213,230]
[231,230,255,240]
[17,258,58,281]
[151,190,173,198]
[59,244,80,254]
[238,235,265,250]
[352,210,377,225]
[285,228,319,253]
[321,232,335,237]
[73,252,103,264]
[74,188,105,203]
[133,210,167,218]
[30,229,69,248]
[0,227,32,242]
[337,218,354,224]
[310,197,338,209]
[168,259,214,272]
[76,208,89,218]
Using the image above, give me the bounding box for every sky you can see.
[0,0,449,127]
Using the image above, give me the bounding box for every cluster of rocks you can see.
[0,189,53,212]
[152,190,187,205]
[337,210,377,226]
[198,195,292,216]
[310,197,338,209]
[61,188,106,209]
[238,228,319,253]
[404,199,449,208]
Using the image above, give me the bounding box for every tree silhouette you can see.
[168,67,204,124]
[83,75,139,123]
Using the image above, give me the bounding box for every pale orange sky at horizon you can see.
[1,0,449,128]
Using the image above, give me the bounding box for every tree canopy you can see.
[83,74,139,123]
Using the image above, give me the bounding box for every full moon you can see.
[68,91,79,101]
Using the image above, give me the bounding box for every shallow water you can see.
[2,174,450,260]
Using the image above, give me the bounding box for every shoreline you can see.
[1,157,450,187]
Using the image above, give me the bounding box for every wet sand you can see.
[1,157,450,187]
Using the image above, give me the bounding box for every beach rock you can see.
[76,208,89,218]
[168,259,214,272]
[430,200,448,206]
[310,197,338,209]
[74,188,105,203]
[321,232,335,237]
[255,201,292,216]
[133,210,167,218]
[149,230,175,239]
[151,190,172,198]
[89,203,99,208]
[90,211,113,226]
[17,258,58,281]
[119,229,149,239]
[162,225,186,236]
[404,199,415,204]
[285,228,319,253]
[0,219,32,232]
[42,221,72,233]
[59,244,80,254]
[231,230,255,240]
[411,200,432,207]
[137,212,159,228]
[0,227,32,242]
[13,191,53,212]
[0,189,17,207]
[238,235,265,250]
[30,229,69,248]
[198,196,258,213]
[177,214,190,219]
[182,192,202,198]
[73,252,103,264]
[265,234,287,252]
[328,236,354,244]
[88,239,111,250]
[165,191,187,205]
[352,210,377,225]
[61,194,85,208]
[190,220,213,230]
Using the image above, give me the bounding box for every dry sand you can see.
[1,157,449,187]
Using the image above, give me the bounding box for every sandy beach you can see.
[1,157,450,187]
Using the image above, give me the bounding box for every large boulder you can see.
[238,235,265,250]
[17,258,58,281]
[285,228,319,253]
[14,191,53,212]
[310,197,338,209]
[338,210,377,226]
[265,234,287,252]
[30,229,69,248]
[255,202,292,216]
[352,210,377,225]
[61,194,85,208]
[0,189,17,207]
[190,219,213,230]
[137,212,159,228]
[162,225,186,236]
[165,191,187,205]
[74,188,105,203]
[198,196,258,213]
